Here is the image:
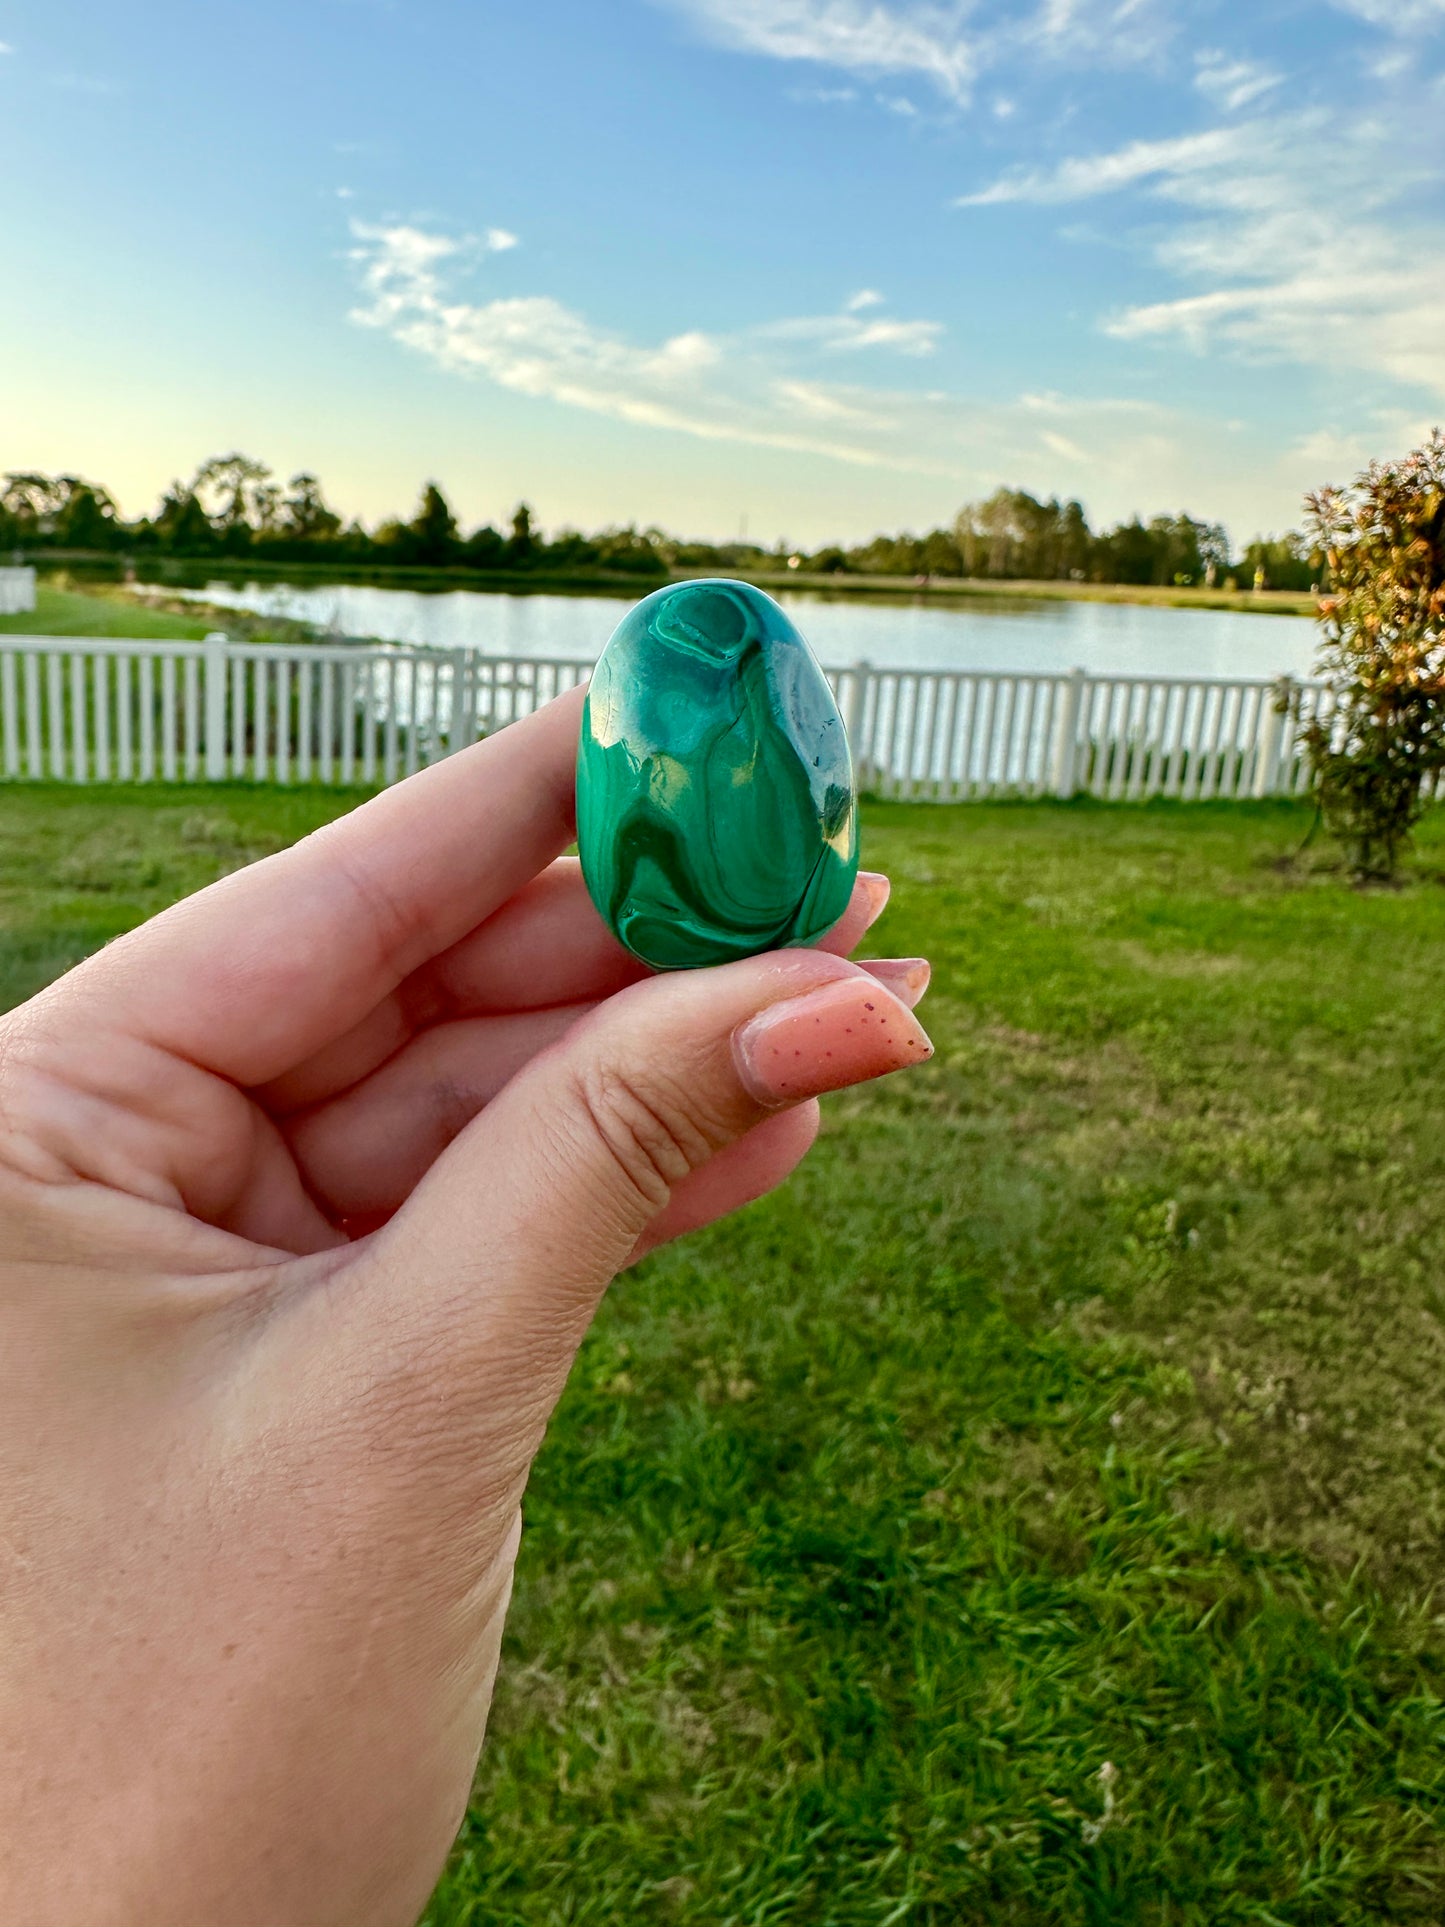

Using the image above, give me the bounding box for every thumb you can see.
[358,948,932,1418]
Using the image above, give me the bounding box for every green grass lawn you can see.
[1,785,1441,1924]
[724,570,1317,619]
[0,580,214,640]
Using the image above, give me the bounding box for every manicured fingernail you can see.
[857,871,891,930]
[858,957,931,1010]
[733,976,933,1106]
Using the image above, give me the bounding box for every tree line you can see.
[0,457,1321,590]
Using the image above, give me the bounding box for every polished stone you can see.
[576,579,859,970]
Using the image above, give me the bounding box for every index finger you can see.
[41,686,587,1087]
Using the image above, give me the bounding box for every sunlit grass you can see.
[1,784,1440,1923]
[0,581,212,641]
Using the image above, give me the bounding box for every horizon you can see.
[2,0,1442,549]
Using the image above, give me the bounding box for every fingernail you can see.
[858,957,931,1010]
[857,871,891,930]
[733,976,933,1107]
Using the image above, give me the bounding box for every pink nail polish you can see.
[857,957,931,1010]
[856,871,891,930]
[733,977,933,1107]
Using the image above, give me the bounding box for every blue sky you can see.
[1,0,1442,547]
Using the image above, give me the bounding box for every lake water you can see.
[164,578,1319,681]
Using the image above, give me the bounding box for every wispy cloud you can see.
[0,41,13,55]
[655,0,1173,107]
[345,217,1211,502]
[759,309,944,353]
[1193,50,1281,112]
[786,83,858,103]
[656,1,980,104]
[348,220,952,469]
[957,127,1246,205]
[1326,0,1445,29]
[963,106,1445,406]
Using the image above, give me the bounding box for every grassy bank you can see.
[698,569,1318,619]
[32,552,663,598]
[23,558,1318,618]
[0,582,322,647]
[0,581,214,641]
[0,786,1440,1923]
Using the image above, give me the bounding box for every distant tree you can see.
[1299,430,1445,880]
[462,523,506,570]
[958,490,1021,576]
[1058,499,1092,579]
[0,448,1271,594]
[409,483,459,567]
[1242,533,1318,593]
[371,518,410,557]
[154,483,218,554]
[594,525,666,575]
[641,526,678,569]
[955,488,1070,579]
[1095,517,1155,585]
[1198,523,1231,585]
[505,502,536,567]
[918,528,963,576]
[54,481,121,551]
[192,455,274,553]
[277,473,342,544]
[2,472,71,542]
[543,529,600,571]
[1144,513,1206,586]
[0,474,122,550]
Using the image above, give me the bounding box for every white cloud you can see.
[348,221,951,470]
[759,307,943,354]
[658,1,980,103]
[1194,50,1281,112]
[877,92,919,115]
[958,127,1248,205]
[1327,0,1445,29]
[846,288,884,310]
[484,227,519,252]
[787,83,859,101]
[1372,47,1413,78]
[344,217,1221,505]
[0,41,13,55]
[655,0,1174,107]
[962,107,1445,407]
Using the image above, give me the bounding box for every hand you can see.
[0,687,932,1927]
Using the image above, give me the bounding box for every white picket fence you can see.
[0,630,1330,800]
[0,567,37,616]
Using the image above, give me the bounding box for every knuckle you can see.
[570,1058,724,1214]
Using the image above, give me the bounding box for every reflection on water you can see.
[154,576,1318,681]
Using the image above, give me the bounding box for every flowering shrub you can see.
[1302,431,1445,879]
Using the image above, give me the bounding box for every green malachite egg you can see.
[576,579,859,971]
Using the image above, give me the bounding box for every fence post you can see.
[1052,666,1086,798]
[448,647,471,754]
[1253,674,1293,797]
[204,632,228,781]
[843,659,871,787]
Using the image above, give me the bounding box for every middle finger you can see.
[260,862,890,1116]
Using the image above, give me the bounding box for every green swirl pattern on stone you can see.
[576,579,859,971]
